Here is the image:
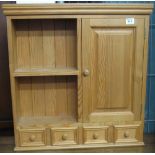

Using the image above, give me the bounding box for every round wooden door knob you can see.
[62,134,68,141]
[124,131,130,138]
[93,133,98,139]
[83,69,90,76]
[29,135,36,142]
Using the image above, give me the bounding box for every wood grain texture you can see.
[14,142,145,151]
[18,127,47,147]
[114,124,141,143]
[2,4,153,15]
[4,4,152,151]
[83,126,109,144]
[54,20,67,116]
[17,76,77,118]
[51,127,78,145]
[19,78,32,117]
[14,19,77,71]
[13,68,79,77]
[6,17,20,147]
[140,16,150,142]
[15,20,30,69]
[77,18,82,122]
[132,19,145,121]
[82,17,145,123]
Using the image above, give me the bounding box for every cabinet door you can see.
[82,17,145,123]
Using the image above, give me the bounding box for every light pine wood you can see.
[83,126,109,144]
[77,18,82,122]
[4,15,152,20]
[14,19,77,71]
[17,116,76,128]
[114,124,140,143]
[31,77,45,116]
[13,68,79,77]
[139,16,150,142]
[19,78,32,117]
[14,142,145,151]
[2,4,153,15]
[15,20,30,70]
[17,76,77,118]
[51,127,78,145]
[82,18,145,123]
[6,17,20,147]
[2,3,153,151]
[18,127,47,147]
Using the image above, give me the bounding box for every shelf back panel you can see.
[13,19,77,70]
[17,76,77,120]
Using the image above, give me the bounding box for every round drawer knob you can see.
[83,69,89,76]
[124,131,130,138]
[29,135,36,142]
[62,134,68,141]
[93,133,98,139]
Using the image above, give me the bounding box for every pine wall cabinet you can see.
[2,3,153,151]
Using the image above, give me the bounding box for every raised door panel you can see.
[82,18,144,123]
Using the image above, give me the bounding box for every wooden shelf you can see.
[13,68,79,77]
[17,116,76,128]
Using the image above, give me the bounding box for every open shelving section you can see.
[10,18,80,128]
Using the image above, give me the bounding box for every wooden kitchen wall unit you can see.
[2,4,153,151]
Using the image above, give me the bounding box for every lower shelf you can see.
[17,116,76,128]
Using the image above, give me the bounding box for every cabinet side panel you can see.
[6,17,20,146]
[140,16,150,141]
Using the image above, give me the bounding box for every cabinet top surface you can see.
[2,3,154,16]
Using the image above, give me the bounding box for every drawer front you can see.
[18,128,46,147]
[51,127,78,145]
[114,124,140,143]
[83,126,108,144]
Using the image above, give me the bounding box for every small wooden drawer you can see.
[83,126,108,144]
[18,128,47,147]
[114,124,140,143]
[51,127,78,145]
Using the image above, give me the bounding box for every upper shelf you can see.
[13,68,79,77]
[2,3,154,16]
